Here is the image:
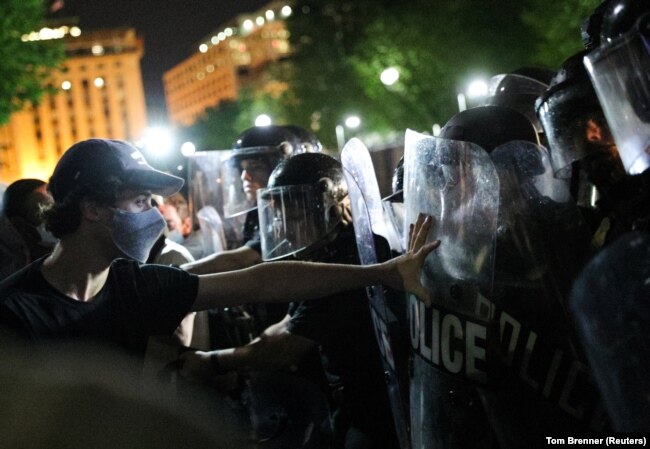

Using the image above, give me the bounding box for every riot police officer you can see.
[567,1,650,430]
[181,152,406,449]
[403,105,602,449]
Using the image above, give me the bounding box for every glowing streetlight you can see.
[380,67,400,86]
[336,115,362,150]
[466,79,489,99]
[345,116,361,129]
[255,114,272,126]
[181,141,196,157]
[458,77,489,111]
[143,126,173,158]
[281,6,292,17]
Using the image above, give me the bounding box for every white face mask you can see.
[105,207,166,262]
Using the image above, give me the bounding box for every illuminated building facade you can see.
[164,2,292,127]
[0,26,147,183]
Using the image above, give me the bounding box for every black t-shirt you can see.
[285,227,396,442]
[0,258,198,356]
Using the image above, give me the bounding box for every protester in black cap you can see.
[0,138,438,358]
[0,179,55,279]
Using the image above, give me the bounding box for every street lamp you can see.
[180,141,196,157]
[336,115,362,150]
[255,114,272,126]
[142,126,173,158]
[467,79,488,99]
[380,67,400,86]
[457,78,489,111]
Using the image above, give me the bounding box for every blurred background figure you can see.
[0,179,55,279]
[161,192,206,260]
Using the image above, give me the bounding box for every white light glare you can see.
[61,80,72,90]
[181,141,196,157]
[242,19,254,33]
[281,5,292,17]
[255,114,272,126]
[94,77,104,88]
[467,79,489,98]
[266,10,275,20]
[199,44,208,53]
[345,116,361,129]
[380,67,400,86]
[143,126,173,157]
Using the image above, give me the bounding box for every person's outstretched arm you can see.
[179,314,316,382]
[190,214,439,312]
[181,245,261,274]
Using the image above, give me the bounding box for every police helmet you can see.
[582,0,650,48]
[257,153,348,261]
[536,51,626,187]
[484,68,553,133]
[440,105,539,152]
[280,125,323,153]
[222,125,311,217]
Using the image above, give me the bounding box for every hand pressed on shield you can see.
[384,213,439,306]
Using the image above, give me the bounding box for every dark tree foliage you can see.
[188,0,602,149]
[0,0,65,124]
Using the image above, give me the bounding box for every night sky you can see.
[51,0,271,122]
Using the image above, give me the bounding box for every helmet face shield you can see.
[258,185,339,261]
[584,15,650,175]
[221,149,281,218]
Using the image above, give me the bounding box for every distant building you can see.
[163,2,292,127]
[0,25,147,183]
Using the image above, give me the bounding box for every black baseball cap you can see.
[49,139,184,202]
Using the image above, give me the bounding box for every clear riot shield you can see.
[403,129,499,449]
[187,150,246,250]
[570,231,650,432]
[341,138,411,449]
[478,141,606,447]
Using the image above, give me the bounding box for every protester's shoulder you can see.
[111,258,190,277]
